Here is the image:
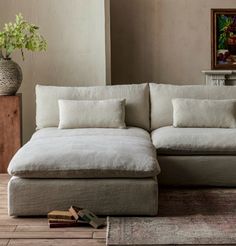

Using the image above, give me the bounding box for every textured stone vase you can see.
[0,59,23,95]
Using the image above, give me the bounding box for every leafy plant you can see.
[217,15,234,49]
[0,13,47,60]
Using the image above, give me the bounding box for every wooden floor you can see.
[0,174,106,246]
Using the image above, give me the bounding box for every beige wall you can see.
[110,0,236,85]
[111,0,160,83]
[0,0,110,143]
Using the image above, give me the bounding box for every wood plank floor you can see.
[0,174,106,246]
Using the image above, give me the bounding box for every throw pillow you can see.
[172,98,236,128]
[58,99,126,129]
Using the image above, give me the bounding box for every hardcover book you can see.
[48,210,74,220]
[69,206,106,229]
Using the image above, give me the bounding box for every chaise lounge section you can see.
[8,83,160,216]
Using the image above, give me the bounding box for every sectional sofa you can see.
[7,83,236,216]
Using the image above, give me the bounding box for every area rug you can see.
[106,188,236,245]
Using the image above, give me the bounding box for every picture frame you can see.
[211,9,236,69]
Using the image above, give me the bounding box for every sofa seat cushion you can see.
[8,127,160,178]
[152,126,236,155]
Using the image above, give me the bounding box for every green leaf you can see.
[0,13,47,59]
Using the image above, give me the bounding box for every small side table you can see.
[0,94,22,173]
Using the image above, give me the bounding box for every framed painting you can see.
[211,9,236,69]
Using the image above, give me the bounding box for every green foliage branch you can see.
[218,15,234,50]
[0,13,47,60]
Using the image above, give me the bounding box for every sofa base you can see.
[8,176,158,216]
[158,155,236,186]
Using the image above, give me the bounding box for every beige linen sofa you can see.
[7,83,236,216]
[150,84,236,186]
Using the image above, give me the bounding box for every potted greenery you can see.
[0,13,47,95]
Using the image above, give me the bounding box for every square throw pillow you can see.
[58,99,126,129]
[172,98,236,128]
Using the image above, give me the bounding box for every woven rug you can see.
[107,188,236,245]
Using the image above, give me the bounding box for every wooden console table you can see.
[0,94,22,173]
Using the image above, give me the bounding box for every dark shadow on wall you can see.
[110,0,160,84]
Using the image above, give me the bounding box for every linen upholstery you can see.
[150,83,236,129]
[152,126,236,155]
[58,99,126,129]
[8,176,158,216]
[157,155,236,186]
[8,127,160,178]
[172,98,236,128]
[36,83,150,130]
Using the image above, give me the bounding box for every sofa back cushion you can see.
[36,83,150,130]
[150,83,236,130]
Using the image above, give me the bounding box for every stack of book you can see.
[48,206,106,229]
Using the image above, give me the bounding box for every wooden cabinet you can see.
[0,94,22,173]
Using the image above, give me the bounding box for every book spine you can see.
[48,219,76,223]
[48,215,74,220]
